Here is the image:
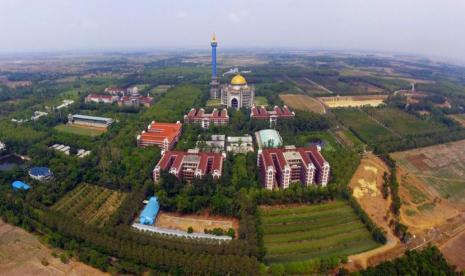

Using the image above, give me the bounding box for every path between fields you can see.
[362,109,403,139]
[347,233,400,270]
[302,78,334,94]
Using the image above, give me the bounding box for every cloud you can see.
[176,11,187,18]
[228,12,241,23]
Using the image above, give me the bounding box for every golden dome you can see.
[230,74,247,85]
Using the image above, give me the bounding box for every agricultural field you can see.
[0,220,107,276]
[279,94,326,114]
[392,139,465,208]
[366,108,447,136]
[440,230,465,271]
[333,109,397,144]
[54,124,107,137]
[260,201,380,264]
[155,211,239,235]
[334,129,364,148]
[334,107,448,146]
[291,77,330,95]
[318,95,387,108]
[52,183,127,227]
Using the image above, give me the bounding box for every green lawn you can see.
[149,85,172,95]
[254,96,269,106]
[54,124,106,137]
[260,200,380,264]
[206,99,222,107]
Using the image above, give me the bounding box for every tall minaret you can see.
[211,33,218,79]
[210,33,219,99]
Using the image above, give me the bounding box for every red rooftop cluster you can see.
[250,105,295,121]
[184,108,229,129]
[137,121,182,151]
[153,149,224,183]
[258,145,330,190]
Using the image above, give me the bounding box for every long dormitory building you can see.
[257,145,330,190]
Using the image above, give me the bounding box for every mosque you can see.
[210,34,255,109]
[220,74,255,109]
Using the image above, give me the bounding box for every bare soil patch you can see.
[318,95,387,108]
[440,228,465,271]
[347,153,400,269]
[0,220,107,276]
[155,211,239,236]
[279,94,326,114]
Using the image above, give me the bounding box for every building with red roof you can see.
[251,105,295,124]
[85,93,118,104]
[184,108,229,129]
[118,95,153,107]
[153,149,224,183]
[257,145,330,190]
[137,121,182,150]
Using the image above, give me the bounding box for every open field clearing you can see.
[334,108,448,145]
[150,85,172,95]
[0,220,107,276]
[448,114,465,128]
[206,99,221,107]
[440,229,465,271]
[390,141,465,232]
[349,154,392,234]
[318,95,387,108]
[52,183,127,227]
[279,94,326,114]
[366,108,447,136]
[54,124,107,137]
[392,139,465,207]
[254,96,269,106]
[155,211,239,235]
[260,201,380,264]
[333,109,397,144]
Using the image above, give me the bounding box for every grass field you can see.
[366,108,447,136]
[52,183,127,227]
[206,99,221,107]
[449,114,465,128]
[261,201,380,264]
[254,96,269,106]
[333,109,397,144]
[279,94,325,114]
[54,124,106,137]
[334,107,448,145]
[150,85,172,95]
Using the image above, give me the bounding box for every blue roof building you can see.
[139,196,160,225]
[12,180,31,191]
[29,166,53,181]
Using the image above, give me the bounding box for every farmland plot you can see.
[260,201,380,264]
[52,183,127,227]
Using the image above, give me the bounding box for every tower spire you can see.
[212,32,217,43]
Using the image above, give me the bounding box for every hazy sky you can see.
[1,0,464,60]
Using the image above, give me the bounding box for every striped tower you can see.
[210,33,220,99]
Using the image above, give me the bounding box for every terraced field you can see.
[261,201,380,264]
[366,107,447,136]
[52,183,127,227]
